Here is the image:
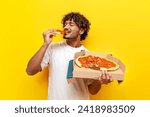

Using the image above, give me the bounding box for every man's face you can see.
[63,20,81,40]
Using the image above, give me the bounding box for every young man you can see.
[26,12,112,100]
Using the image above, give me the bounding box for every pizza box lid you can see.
[72,50,125,81]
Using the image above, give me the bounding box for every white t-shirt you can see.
[41,41,92,100]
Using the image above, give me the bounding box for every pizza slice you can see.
[55,29,64,35]
[75,55,119,71]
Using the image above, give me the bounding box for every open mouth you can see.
[64,29,71,35]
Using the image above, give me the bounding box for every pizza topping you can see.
[77,55,117,69]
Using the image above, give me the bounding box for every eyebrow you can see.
[65,20,75,23]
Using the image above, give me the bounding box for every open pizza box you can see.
[72,50,125,82]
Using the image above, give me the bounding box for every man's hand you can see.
[42,29,56,45]
[88,70,112,95]
[98,70,112,84]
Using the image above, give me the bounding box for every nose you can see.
[63,24,70,30]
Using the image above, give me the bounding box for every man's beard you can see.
[63,35,70,40]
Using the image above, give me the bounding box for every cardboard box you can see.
[72,50,125,81]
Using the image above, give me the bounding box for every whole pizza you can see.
[75,55,119,71]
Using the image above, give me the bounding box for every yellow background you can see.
[0,0,150,100]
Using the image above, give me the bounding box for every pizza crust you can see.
[75,55,119,71]
[55,29,64,35]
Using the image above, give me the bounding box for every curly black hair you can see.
[62,12,91,41]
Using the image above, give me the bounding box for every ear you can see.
[79,28,84,35]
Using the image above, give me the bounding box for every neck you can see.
[66,37,81,48]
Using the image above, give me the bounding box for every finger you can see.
[98,70,103,83]
[107,72,111,80]
[103,70,108,81]
[43,30,53,36]
[98,71,102,82]
[102,70,105,79]
[104,70,109,80]
[109,73,113,81]
[108,74,113,81]
[47,31,55,35]
[47,29,55,33]
[47,31,57,38]
[105,70,112,84]
[110,78,113,82]
[43,29,51,34]
[102,71,107,84]
[44,29,54,36]
[99,71,102,79]
[100,70,109,84]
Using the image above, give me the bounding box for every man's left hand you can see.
[98,70,112,84]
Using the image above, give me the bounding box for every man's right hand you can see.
[42,29,56,45]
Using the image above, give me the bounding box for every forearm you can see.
[88,80,101,95]
[26,43,49,75]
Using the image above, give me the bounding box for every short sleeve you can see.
[40,44,52,70]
